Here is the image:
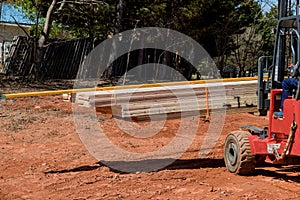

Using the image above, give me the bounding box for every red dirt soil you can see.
[1,93,300,199]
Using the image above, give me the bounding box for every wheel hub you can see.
[228,143,238,166]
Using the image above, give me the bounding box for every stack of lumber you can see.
[75,80,257,118]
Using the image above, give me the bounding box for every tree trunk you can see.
[38,0,57,48]
[31,0,57,80]
[115,0,125,34]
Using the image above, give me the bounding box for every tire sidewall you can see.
[224,133,240,173]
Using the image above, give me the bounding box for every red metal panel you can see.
[269,89,283,136]
[288,100,300,156]
[271,99,293,135]
[249,135,268,154]
[250,89,300,156]
[269,94,300,156]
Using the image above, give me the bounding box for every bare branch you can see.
[257,0,277,11]
[10,15,30,38]
[57,0,108,6]
[57,0,67,12]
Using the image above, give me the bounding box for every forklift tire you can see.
[224,131,255,175]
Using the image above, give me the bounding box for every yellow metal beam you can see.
[1,77,258,99]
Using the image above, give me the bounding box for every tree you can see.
[225,2,277,77]
[7,0,273,79]
[208,0,263,74]
[8,0,58,79]
[9,0,112,79]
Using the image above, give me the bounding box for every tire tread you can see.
[224,131,255,175]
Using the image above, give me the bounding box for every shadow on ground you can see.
[44,158,225,174]
[44,158,300,184]
[254,165,300,183]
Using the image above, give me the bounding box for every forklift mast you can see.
[257,0,300,115]
[278,0,297,18]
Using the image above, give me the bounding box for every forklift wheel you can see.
[224,131,255,175]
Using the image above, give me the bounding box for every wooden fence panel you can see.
[5,36,93,79]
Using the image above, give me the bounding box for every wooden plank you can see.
[76,80,259,118]
[121,95,257,117]
[77,85,257,108]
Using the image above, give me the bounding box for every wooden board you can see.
[76,80,258,118]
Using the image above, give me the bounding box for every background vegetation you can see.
[7,0,278,78]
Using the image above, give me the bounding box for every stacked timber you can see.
[75,80,257,118]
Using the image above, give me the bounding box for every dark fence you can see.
[5,36,93,79]
[4,36,202,82]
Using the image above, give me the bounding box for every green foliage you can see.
[55,2,113,39]
[9,0,51,21]
[258,5,278,56]
[223,2,278,77]
[7,0,279,76]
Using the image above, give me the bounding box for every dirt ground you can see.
[1,81,300,200]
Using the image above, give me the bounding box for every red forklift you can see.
[224,0,300,174]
